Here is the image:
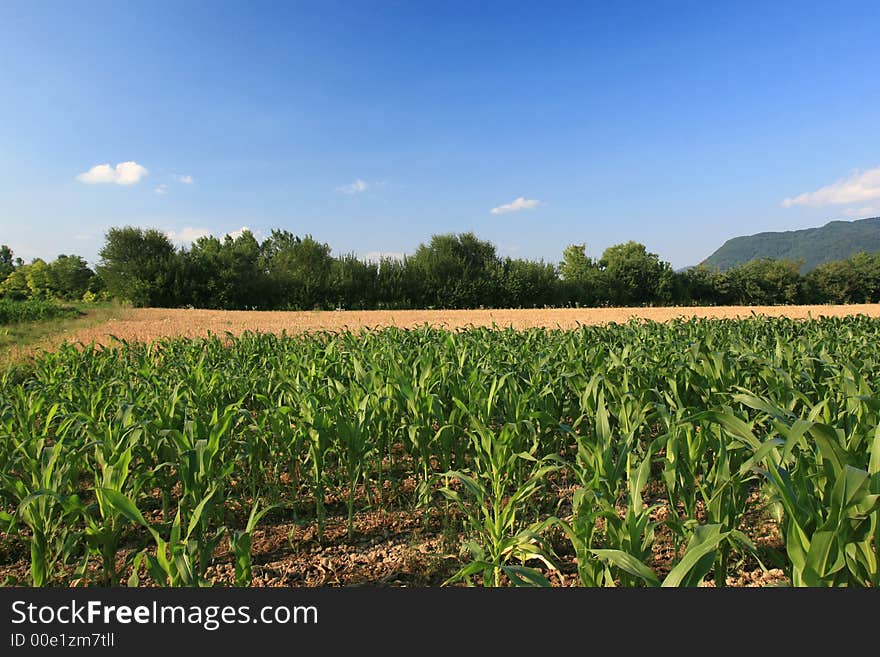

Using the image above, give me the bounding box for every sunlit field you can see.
[2,313,878,587]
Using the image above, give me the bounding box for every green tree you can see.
[97,227,178,307]
[374,256,415,309]
[179,236,223,307]
[48,255,95,300]
[849,252,880,302]
[24,259,53,298]
[724,258,803,305]
[495,258,560,308]
[599,241,671,306]
[328,253,379,310]
[407,232,500,308]
[559,244,607,306]
[0,245,14,283]
[0,266,30,299]
[261,230,333,310]
[559,244,592,281]
[681,265,725,305]
[805,252,880,303]
[182,231,267,309]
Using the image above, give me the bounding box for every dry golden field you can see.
[53,304,880,346]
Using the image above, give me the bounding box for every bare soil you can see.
[0,496,788,588]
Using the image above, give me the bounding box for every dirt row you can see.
[0,498,788,588]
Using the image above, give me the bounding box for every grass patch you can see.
[0,298,79,324]
[0,301,129,365]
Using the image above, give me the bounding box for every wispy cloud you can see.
[843,206,880,218]
[154,184,168,196]
[175,174,194,184]
[490,196,541,215]
[336,178,370,195]
[362,251,405,263]
[76,161,148,185]
[5,243,40,262]
[165,227,211,244]
[782,167,880,208]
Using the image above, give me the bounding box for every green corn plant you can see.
[656,415,705,548]
[399,355,445,501]
[660,411,761,586]
[2,396,87,586]
[246,398,296,506]
[82,411,144,586]
[141,390,183,521]
[757,423,880,586]
[438,419,561,587]
[14,487,84,587]
[555,485,610,587]
[258,376,308,520]
[571,389,634,505]
[332,388,377,540]
[598,450,659,587]
[593,523,731,587]
[229,501,276,587]
[728,391,880,586]
[298,395,332,545]
[3,316,880,588]
[103,488,222,587]
[165,406,238,577]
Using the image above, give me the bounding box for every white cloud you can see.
[782,167,880,208]
[76,161,149,185]
[154,184,168,196]
[226,226,252,240]
[336,178,369,195]
[843,206,880,218]
[165,227,211,244]
[490,196,541,215]
[362,251,405,263]
[175,174,194,184]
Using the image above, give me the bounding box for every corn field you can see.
[1,316,878,587]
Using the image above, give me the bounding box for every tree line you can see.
[0,246,102,302]
[1,226,879,309]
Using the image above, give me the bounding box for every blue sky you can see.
[1,1,878,269]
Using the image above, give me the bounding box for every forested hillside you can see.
[702,217,880,272]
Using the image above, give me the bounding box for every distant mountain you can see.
[700,216,880,272]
